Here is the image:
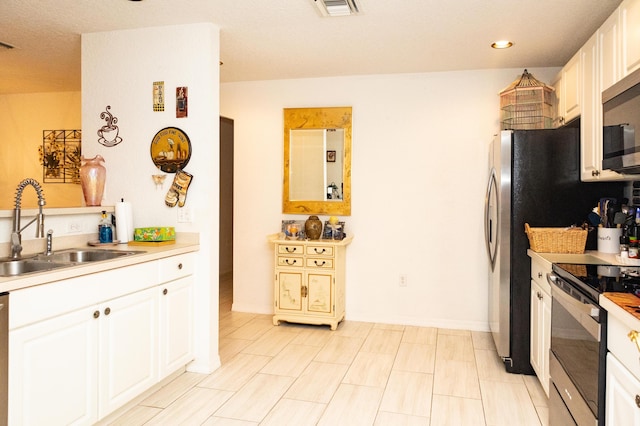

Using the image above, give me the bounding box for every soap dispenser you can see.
[99,210,113,243]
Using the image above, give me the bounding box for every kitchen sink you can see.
[0,259,68,277]
[0,249,145,277]
[34,249,142,264]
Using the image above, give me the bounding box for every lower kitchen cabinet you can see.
[529,255,552,396]
[604,305,640,425]
[8,252,195,426]
[9,287,157,425]
[158,276,194,379]
[9,304,98,425]
[270,235,352,330]
[606,353,640,425]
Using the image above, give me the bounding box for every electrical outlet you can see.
[399,274,408,287]
[67,221,82,233]
[177,207,194,223]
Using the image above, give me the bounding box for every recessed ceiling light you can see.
[491,40,513,49]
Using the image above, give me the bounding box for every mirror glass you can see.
[283,107,351,215]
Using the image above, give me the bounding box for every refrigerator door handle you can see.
[485,168,498,271]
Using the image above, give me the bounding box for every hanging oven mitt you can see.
[165,170,193,208]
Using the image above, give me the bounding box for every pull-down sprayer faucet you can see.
[10,178,46,259]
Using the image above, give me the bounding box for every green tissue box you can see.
[133,227,176,242]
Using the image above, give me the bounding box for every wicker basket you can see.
[524,223,588,254]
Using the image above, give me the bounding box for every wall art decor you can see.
[176,86,188,118]
[97,105,122,147]
[150,126,192,173]
[39,130,82,183]
[153,81,165,112]
[326,150,336,162]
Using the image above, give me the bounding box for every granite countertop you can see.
[0,233,199,293]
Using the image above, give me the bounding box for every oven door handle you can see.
[549,273,602,341]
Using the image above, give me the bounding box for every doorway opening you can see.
[219,116,234,315]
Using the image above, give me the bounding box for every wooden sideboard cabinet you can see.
[269,234,352,330]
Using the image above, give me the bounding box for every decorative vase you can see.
[305,215,323,240]
[79,155,106,206]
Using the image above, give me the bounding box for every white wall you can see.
[221,67,560,331]
[82,23,221,372]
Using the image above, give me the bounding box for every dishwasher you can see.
[0,292,7,426]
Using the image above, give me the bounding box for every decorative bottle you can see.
[79,155,106,206]
[98,210,113,243]
[305,215,323,240]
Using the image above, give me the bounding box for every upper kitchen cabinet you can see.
[553,51,581,127]
[582,31,625,181]
[599,8,622,90]
[621,0,640,77]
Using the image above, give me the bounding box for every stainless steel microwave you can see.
[602,67,640,173]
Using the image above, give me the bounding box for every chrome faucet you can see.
[10,178,46,259]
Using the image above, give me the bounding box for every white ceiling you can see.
[0,0,623,95]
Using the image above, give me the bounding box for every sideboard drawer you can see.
[306,258,334,269]
[277,244,304,255]
[277,256,304,268]
[306,245,334,257]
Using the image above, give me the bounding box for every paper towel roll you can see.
[115,199,134,243]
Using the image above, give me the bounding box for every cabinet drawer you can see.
[531,256,552,293]
[306,245,334,257]
[277,244,304,255]
[608,313,640,381]
[277,256,304,268]
[158,253,195,283]
[306,257,334,269]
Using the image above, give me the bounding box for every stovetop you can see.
[552,263,640,303]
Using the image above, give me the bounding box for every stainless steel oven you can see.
[549,268,606,426]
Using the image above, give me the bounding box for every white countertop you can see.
[0,233,199,293]
[527,249,623,265]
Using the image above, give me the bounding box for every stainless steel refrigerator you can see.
[484,129,623,374]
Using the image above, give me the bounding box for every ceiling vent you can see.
[312,0,361,17]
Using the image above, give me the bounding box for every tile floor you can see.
[108,276,549,425]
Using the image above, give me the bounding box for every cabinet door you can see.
[621,0,640,77]
[563,51,582,123]
[530,280,551,396]
[600,9,621,91]
[606,353,640,425]
[276,271,303,312]
[98,287,158,417]
[582,32,601,181]
[306,272,333,314]
[159,276,194,379]
[9,306,99,426]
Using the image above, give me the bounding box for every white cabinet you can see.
[605,307,640,425]
[8,252,196,425]
[270,235,352,330]
[9,286,157,425]
[158,254,194,379]
[580,20,626,181]
[98,287,158,416]
[606,354,640,425]
[529,256,552,396]
[553,51,582,128]
[621,0,640,77]
[600,10,622,91]
[9,305,98,425]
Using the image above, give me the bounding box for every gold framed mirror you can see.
[283,107,351,215]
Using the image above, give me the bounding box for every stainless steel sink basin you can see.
[36,249,142,264]
[0,259,68,277]
[0,249,145,277]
